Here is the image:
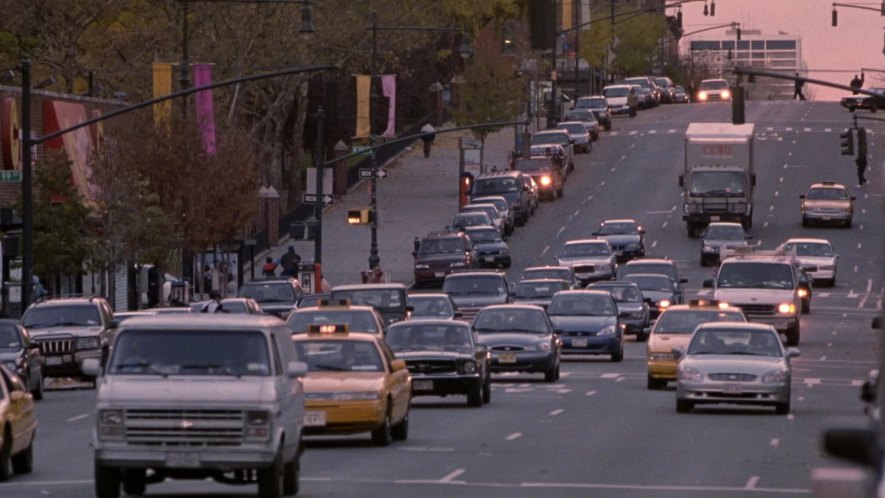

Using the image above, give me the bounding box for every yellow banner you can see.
[562,0,573,31]
[152,63,173,128]
[355,74,370,138]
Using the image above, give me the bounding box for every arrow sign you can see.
[359,168,388,179]
[303,193,334,204]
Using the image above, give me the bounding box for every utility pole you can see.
[313,107,324,291]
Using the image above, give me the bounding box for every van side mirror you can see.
[287,361,308,378]
[702,279,714,288]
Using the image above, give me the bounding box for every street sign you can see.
[303,193,334,204]
[0,170,21,182]
[359,168,388,179]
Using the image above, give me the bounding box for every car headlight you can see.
[698,91,708,101]
[98,409,125,441]
[658,300,671,309]
[721,89,731,99]
[76,336,101,350]
[598,325,617,336]
[535,342,551,351]
[450,262,467,268]
[540,176,552,186]
[797,288,809,298]
[460,360,477,373]
[702,245,716,253]
[415,264,429,270]
[777,303,796,314]
[761,369,788,384]
[678,367,703,382]
[245,409,272,441]
[332,391,381,401]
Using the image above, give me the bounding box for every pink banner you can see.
[381,74,396,138]
[193,64,217,155]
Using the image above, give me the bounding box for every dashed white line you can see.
[820,355,827,361]
[573,210,580,218]
[803,378,821,387]
[763,221,769,228]
[601,373,621,379]
[774,191,779,197]
[600,180,606,187]
[778,177,784,183]
[745,476,760,490]
[851,379,865,387]
[787,414,795,421]
[549,409,564,416]
[619,155,627,162]
[506,432,522,441]
[858,242,863,250]
[661,221,668,228]
[859,279,874,309]
[440,469,466,482]
[66,413,91,422]
[610,167,616,173]
[541,246,549,257]
[556,226,565,238]
[651,241,658,248]
[770,439,780,447]
[585,390,597,396]
[853,266,859,273]
[769,205,774,211]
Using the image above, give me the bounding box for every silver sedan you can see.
[674,322,799,414]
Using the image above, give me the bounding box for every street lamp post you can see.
[312,106,324,292]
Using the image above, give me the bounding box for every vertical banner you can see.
[381,74,396,138]
[151,63,173,128]
[562,0,573,31]
[193,63,217,155]
[579,0,591,30]
[355,74,371,138]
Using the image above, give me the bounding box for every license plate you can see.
[304,411,327,427]
[434,272,445,278]
[723,385,742,394]
[46,357,63,366]
[413,380,434,391]
[166,452,201,468]
[499,353,517,364]
[484,257,495,262]
[572,339,588,348]
[821,216,831,221]
[710,216,721,221]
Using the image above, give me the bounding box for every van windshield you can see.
[717,263,795,289]
[473,178,519,195]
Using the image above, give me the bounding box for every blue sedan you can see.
[547,290,624,362]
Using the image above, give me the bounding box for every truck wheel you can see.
[687,225,697,238]
[95,459,122,498]
[785,323,800,347]
[282,452,299,495]
[122,469,146,496]
[647,375,667,390]
[257,451,283,498]
[676,399,693,413]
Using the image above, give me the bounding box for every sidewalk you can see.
[257,124,520,291]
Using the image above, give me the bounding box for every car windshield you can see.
[407,297,455,318]
[700,80,729,90]
[564,110,596,122]
[472,197,508,213]
[575,98,606,109]
[473,178,519,194]
[514,281,565,299]
[108,330,272,376]
[288,309,380,334]
[557,123,586,134]
[465,229,502,244]
[560,243,611,258]
[522,269,571,282]
[239,283,295,303]
[806,188,849,200]
[386,323,471,350]
[513,158,553,172]
[294,339,383,372]
[548,294,617,316]
[473,309,549,334]
[589,284,643,303]
[717,263,795,289]
[0,325,22,350]
[453,213,491,227]
[603,87,629,98]
[783,242,834,257]
[654,310,745,334]
[464,205,499,218]
[624,275,674,292]
[624,78,649,88]
[330,289,404,314]
[531,133,569,146]
[599,222,638,235]
[688,329,782,357]
[443,277,506,296]
[705,226,746,241]
[690,171,746,196]
[22,305,102,328]
[418,238,465,255]
[619,264,677,281]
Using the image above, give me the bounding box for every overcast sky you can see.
[681,0,884,101]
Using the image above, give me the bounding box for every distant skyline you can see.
[680,0,884,101]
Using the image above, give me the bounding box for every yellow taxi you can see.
[293,325,411,446]
[800,181,855,228]
[646,300,746,390]
[0,364,37,481]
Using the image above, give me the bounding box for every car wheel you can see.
[647,374,666,390]
[122,469,146,496]
[467,380,483,407]
[785,323,800,347]
[801,299,810,315]
[801,217,809,227]
[31,369,44,401]
[482,374,492,404]
[371,409,392,446]
[676,399,693,413]
[391,409,410,440]
[611,345,624,362]
[282,451,299,496]
[544,366,558,383]
[825,277,836,287]
[0,426,11,482]
[257,450,283,498]
[94,459,122,498]
[775,399,791,415]
[845,219,853,228]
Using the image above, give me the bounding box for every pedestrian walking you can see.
[793,73,806,100]
[627,87,639,118]
[857,156,868,187]
[321,274,331,293]
[262,256,278,277]
[33,276,48,300]
[201,291,226,313]
[279,246,301,276]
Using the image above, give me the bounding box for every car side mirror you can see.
[799,195,805,199]
[82,358,102,377]
[851,196,857,201]
[671,347,685,360]
[287,361,308,379]
[390,359,407,372]
[823,424,881,468]
[702,279,714,288]
[10,390,27,401]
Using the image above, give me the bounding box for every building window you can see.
[766,40,796,50]
[690,40,720,50]
[751,40,765,50]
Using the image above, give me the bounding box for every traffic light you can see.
[731,86,745,125]
[709,0,715,16]
[677,10,683,29]
[347,208,373,225]
[856,127,868,161]
[832,7,838,27]
[840,129,855,156]
[736,27,741,41]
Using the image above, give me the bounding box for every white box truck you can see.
[681,123,756,237]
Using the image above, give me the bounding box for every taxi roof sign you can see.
[307,324,349,334]
[318,298,351,307]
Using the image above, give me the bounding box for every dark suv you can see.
[470,171,533,226]
[413,231,476,287]
[511,156,564,200]
[442,271,511,322]
[21,296,116,383]
[237,277,304,319]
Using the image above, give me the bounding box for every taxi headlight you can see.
[598,325,617,336]
[540,176,552,186]
[762,369,788,384]
[678,367,703,382]
[333,391,381,401]
[98,409,124,441]
[460,361,477,373]
[658,300,671,309]
[777,303,796,314]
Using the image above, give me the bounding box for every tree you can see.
[450,38,522,167]
[611,13,668,77]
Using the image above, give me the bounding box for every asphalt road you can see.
[2,100,882,498]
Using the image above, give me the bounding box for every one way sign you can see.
[303,193,334,204]
[359,168,388,179]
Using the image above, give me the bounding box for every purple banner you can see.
[193,64,217,155]
[381,74,396,138]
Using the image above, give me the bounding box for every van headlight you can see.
[98,409,125,441]
[245,410,272,441]
[721,89,731,99]
[777,303,796,314]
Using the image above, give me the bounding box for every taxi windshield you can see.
[654,310,744,334]
[294,339,383,372]
[806,188,848,200]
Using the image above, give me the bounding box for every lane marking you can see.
[645,210,671,214]
[440,469,466,482]
[858,279,873,309]
[66,413,91,422]
[651,241,658,248]
[803,378,821,387]
[779,177,784,183]
[774,191,779,197]
[770,438,780,447]
[585,390,597,396]
[506,432,522,440]
[787,414,795,421]
[819,355,827,361]
[763,221,769,228]
[851,379,865,387]
[556,226,565,238]
[769,205,774,211]
[745,476,760,489]
[549,409,564,416]
[601,373,621,379]
[520,481,809,493]
[662,221,668,228]
[541,246,549,258]
[399,446,455,452]
[858,242,863,250]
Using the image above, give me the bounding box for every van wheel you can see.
[95,459,121,498]
[122,469,146,496]
[282,452,299,495]
[785,323,800,347]
[31,370,44,401]
[467,382,483,407]
[676,399,693,413]
[482,374,492,403]
[647,375,666,390]
[11,433,33,474]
